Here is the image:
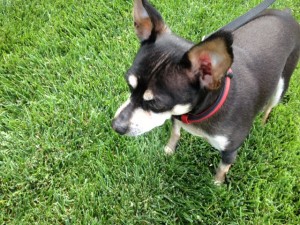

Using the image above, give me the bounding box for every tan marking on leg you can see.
[262,78,284,125]
[164,121,181,155]
[214,162,231,185]
[262,107,272,125]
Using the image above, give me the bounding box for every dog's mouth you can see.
[112,119,168,137]
[121,127,152,137]
[112,107,172,136]
[111,122,142,137]
[113,96,195,136]
[112,93,194,136]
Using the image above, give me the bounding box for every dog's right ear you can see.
[133,0,170,41]
[181,31,234,90]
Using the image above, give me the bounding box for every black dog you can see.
[112,0,300,184]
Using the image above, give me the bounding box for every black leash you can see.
[205,0,276,39]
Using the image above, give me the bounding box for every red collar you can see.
[176,69,233,124]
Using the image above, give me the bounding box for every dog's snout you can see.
[112,118,128,135]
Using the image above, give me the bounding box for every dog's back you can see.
[227,9,300,127]
[233,9,300,85]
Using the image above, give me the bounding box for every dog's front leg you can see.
[215,149,237,185]
[164,120,181,155]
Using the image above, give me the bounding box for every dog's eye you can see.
[144,99,166,112]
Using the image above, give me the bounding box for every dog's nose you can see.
[112,119,128,135]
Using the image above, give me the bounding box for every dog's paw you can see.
[213,179,224,186]
[214,174,226,186]
[164,146,175,155]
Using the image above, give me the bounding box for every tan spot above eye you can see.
[128,74,138,89]
[143,89,154,101]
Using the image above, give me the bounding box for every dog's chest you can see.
[179,122,229,151]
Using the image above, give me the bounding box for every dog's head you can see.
[112,0,233,136]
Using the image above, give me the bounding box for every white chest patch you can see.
[180,123,229,151]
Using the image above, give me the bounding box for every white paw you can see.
[214,174,225,186]
[164,146,175,155]
[213,179,223,186]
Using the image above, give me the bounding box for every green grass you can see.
[0,0,299,224]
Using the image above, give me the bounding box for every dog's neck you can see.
[190,77,227,115]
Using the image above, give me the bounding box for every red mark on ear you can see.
[199,55,212,76]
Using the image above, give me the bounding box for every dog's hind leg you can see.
[263,47,300,124]
[262,77,285,124]
[262,48,300,124]
[164,120,181,155]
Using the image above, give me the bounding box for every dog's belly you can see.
[179,122,229,151]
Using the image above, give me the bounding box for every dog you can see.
[112,0,300,184]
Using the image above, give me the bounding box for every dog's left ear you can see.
[133,0,170,41]
[184,32,234,90]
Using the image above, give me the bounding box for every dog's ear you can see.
[133,0,170,41]
[183,31,234,90]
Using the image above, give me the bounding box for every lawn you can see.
[0,0,299,224]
